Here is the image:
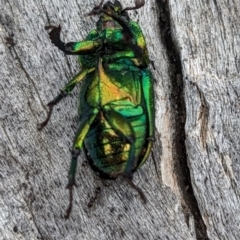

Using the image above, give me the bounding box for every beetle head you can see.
[99,1,123,22]
[102,1,122,13]
[88,0,145,30]
[88,0,145,17]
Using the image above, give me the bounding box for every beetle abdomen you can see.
[84,112,148,178]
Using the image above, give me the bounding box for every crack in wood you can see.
[196,85,210,149]
[23,197,45,240]
[11,48,46,109]
[156,1,209,239]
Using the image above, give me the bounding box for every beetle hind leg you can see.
[103,106,135,176]
[103,106,147,203]
[123,177,147,204]
[123,144,148,204]
[65,148,80,219]
[65,108,99,218]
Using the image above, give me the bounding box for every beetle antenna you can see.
[122,0,145,12]
[86,0,104,16]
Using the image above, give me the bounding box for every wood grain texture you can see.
[169,0,240,239]
[0,0,239,239]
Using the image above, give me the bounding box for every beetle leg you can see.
[103,108,135,176]
[141,69,155,139]
[65,148,80,219]
[45,25,65,52]
[103,106,135,143]
[103,107,136,176]
[123,177,147,203]
[137,69,155,167]
[65,108,99,218]
[38,68,94,131]
[62,68,95,94]
[103,106,147,203]
[37,90,67,131]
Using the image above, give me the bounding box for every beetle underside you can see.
[38,0,154,219]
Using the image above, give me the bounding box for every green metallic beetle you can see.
[38,0,154,218]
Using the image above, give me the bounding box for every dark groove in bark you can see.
[12,48,46,108]
[156,1,209,239]
[23,197,45,240]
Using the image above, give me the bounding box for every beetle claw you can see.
[64,186,73,219]
[123,177,147,204]
[37,105,53,131]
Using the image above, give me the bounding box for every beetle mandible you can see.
[38,0,155,218]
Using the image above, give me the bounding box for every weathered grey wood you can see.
[0,0,239,239]
[169,0,240,239]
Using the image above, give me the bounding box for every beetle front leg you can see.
[45,25,65,51]
[46,25,102,55]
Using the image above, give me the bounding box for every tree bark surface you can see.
[0,0,239,239]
